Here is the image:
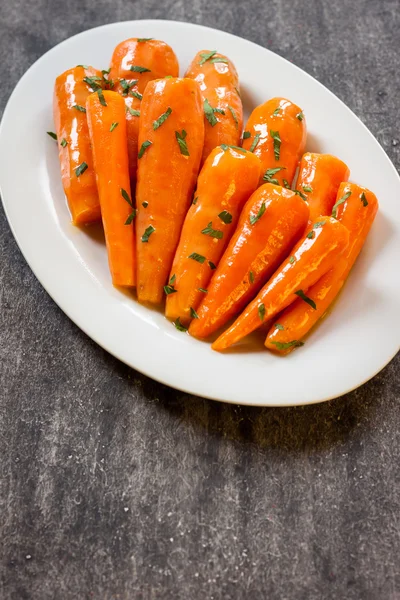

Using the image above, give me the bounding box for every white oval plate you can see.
[1,20,399,406]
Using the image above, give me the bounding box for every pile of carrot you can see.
[50,36,379,355]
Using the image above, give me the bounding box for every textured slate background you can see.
[1,1,399,598]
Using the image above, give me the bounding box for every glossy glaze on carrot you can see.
[212,217,349,351]
[135,77,204,305]
[53,65,103,224]
[189,183,310,339]
[295,152,350,222]
[185,50,242,164]
[166,146,262,324]
[109,38,179,181]
[265,183,379,353]
[86,91,135,287]
[241,97,306,187]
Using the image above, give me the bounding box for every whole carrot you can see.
[53,65,103,224]
[86,90,135,287]
[265,183,379,353]
[165,146,262,325]
[295,153,350,222]
[212,217,349,351]
[189,183,309,339]
[109,38,179,181]
[241,97,306,188]
[185,50,242,164]
[135,77,204,305]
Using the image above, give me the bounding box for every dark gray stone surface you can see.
[1,1,399,598]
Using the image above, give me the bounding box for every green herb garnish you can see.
[110,122,119,132]
[210,57,228,64]
[332,191,351,218]
[47,131,57,140]
[175,130,189,156]
[228,105,239,128]
[307,231,315,239]
[131,90,143,101]
[83,76,102,91]
[201,222,223,239]
[190,307,199,319]
[249,133,261,153]
[302,185,313,192]
[77,64,89,69]
[283,179,291,189]
[294,189,308,202]
[208,261,216,270]
[169,274,176,285]
[258,303,266,321]
[263,166,286,185]
[198,288,208,293]
[272,107,281,116]
[289,256,295,264]
[220,144,246,154]
[120,79,138,95]
[295,290,317,310]
[192,196,198,205]
[296,112,304,121]
[142,201,148,208]
[249,201,266,225]
[153,107,172,130]
[75,162,88,177]
[360,192,368,207]
[137,38,153,42]
[242,131,251,140]
[198,50,217,65]
[97,89,107,106]
[173,317,187,332]
[218,210,232,224]
[270,340,304,350]
[188,252,206,264]
[141,225,155,242]
[249,271,254,283]
[130,65,151,73]
[73,104,86,113]
[127,107,140,117]
[121,188,136,224]
[270,129,281,160]
[164,283,177,295]
[314,220,326,228]
[138,140,152,158]
[60,138,67,147]
[204,99,218,127]
[274,323,284,330]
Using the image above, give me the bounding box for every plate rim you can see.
[1,19,399,407]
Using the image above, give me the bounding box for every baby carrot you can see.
[165,146,262,324]
[135,77,204,305]
[212,217,349,351]
[86,90,135,287]
[189,183,309,339]
[53,65,103,224]
[265,183,379,353]
[295,153,350,222]
[109,38,179,181]
[241,97,306,187]
[185,50,242,164]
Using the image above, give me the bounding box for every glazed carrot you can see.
[109,38,179,181]
[185,50,242,164]
[295,153,350,222]
[86,91,135,287]
[165,146,262,324]
[265,183,379,353]
[212,217,349,351]
[53,65,103,224]
[189,183,310,339]
[241,97,306,187]
[135,77,204,305]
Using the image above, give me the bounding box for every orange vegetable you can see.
[241,97,306,187]
[296,153,350,222]
[212,217,349,351]
[265,183,379,353]
[135,77,204,305]
[86,91,135,287]
[189,183,310,339]
[166,146,262,324]
[185,50,242,164]
[53,65,102,225]
[109,38,179,181]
